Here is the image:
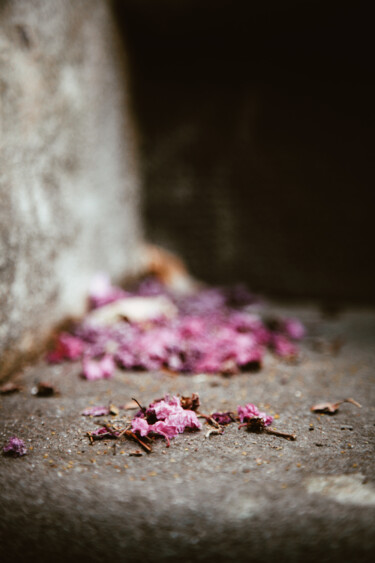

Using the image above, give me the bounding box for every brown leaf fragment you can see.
[32,382,59,397]
[180,393,200,411]
[129,450,143,457]
[109,404,119,416]
[0,382,22,394]
[310,397,362,414]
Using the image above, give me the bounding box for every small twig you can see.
[344,397,362,408]
[131,398,145,412]
[265,427,297,441]
[117,424,132,439]
[197,412,221,429]
[124,430,152,453]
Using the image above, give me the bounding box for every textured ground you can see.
[0,303,374,562]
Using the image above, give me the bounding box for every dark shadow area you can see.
[114,1,374,304]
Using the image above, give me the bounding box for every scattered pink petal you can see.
[3,437,27,457]
[81,406,110,416]
[271,334,297,358]
[131,418,151,437]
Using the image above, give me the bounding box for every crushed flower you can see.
[3,436,27,457]
[131,395,201,445]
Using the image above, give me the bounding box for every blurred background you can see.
[114,0,374,304]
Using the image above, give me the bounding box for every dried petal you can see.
[311,397,362,414]
[211,412,235,425]
[180,393,200,411]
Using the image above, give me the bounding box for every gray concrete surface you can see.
[0,304,374,562]
[0,0,143,377]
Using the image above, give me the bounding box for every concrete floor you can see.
[1,303,374,562]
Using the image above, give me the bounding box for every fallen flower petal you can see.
[82,355,115,380]
[131,417,152,437]
[271,333,298,359]
[3,437,27,457]
[282,318,306,341]
[238,403,273,426]
[82,406,110,416]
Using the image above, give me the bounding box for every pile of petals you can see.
[47,274,305,378]
[86,394,202,449]
[3,436,27,457]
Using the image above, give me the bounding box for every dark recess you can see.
[113,0,374,304]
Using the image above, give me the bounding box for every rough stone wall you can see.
[0,0,143,376]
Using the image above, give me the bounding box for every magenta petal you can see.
[3,436,27,457]
[81,406,110,416]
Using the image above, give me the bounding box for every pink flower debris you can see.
[131,395,201,445]
[3,436,27,457]
[47,277,305,377]
[237,403,273,427]
[46,333,84,363]
[82,355,115,381]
